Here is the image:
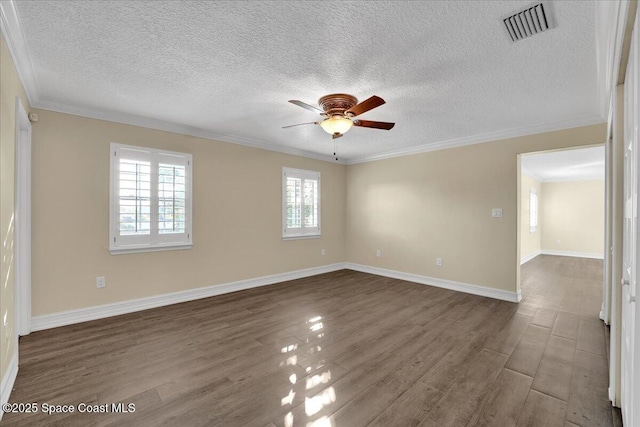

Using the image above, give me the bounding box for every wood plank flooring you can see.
[2,255,621,426]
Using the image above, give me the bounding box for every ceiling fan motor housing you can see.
[318,93,358,116]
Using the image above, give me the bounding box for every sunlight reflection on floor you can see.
[279,315,338,427]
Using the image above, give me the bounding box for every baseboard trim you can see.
[541,250,604,259]
[31,263,346,332]
[344,263,521,303]
[0,352,18,421]
[520,251,541,265]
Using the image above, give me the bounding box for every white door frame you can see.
[603,0,637,409]
[14,97,31,336]
[603,118,613,325]
[621,52,636,425]
[608,84,625,407]
[619,5,639,424]
[628,6,640,423]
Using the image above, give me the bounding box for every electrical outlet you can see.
[492,209,503,218]
[436,257,443,266]
[96,276,106,289]
[376,250,382,257]
[321,249,326,256]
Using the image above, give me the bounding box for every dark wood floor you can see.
[2,255,621,426]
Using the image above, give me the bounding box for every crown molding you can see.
[32,100,606,166]
[33,98,341,163]
[345,115,606,165]
[0,0,39,106]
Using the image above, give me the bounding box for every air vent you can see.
[503,2,555,42]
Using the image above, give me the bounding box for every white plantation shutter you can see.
[529,188,538,233]
[118,155,151,236]
[110,143,192,254]
[304,179,318,228]
[283,168,321,238]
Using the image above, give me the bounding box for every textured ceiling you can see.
[521,146,605,181]
[10,1,603,162]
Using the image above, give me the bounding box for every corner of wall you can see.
[0,353,18,420]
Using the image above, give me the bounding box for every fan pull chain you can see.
[334,139,338,161]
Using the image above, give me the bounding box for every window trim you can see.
[529,188,538,233]
[282,167,321,239]
[109,142,193,255]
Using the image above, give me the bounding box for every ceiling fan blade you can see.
[353,119,395,130]
[345,95,385,117]
[282,121,319,129]
[332,133,343,140]
[289,100,324,115]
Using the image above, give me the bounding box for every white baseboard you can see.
[31,263,346,332]
[609,387,617,406]
[520,251,541,265]
[541,250,604,259]
[0,352,18,421]
[344,263,521,303]
[31,260,525,332]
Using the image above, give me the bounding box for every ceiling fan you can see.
[283,93,395,140]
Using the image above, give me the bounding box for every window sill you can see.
[282,234,321,241]
[110,244,192,255]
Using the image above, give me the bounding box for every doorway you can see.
[518,146,606,275]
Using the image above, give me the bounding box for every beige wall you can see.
[346,125,606,293]
[31,109,346,316]
[541,180,605,255]
[0,35,30,390]
[521,173,542,261]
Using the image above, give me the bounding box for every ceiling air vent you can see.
[503,2,555,42]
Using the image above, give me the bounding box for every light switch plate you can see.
[492,209,503,218]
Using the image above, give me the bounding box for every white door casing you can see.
[14,97,31,336]
[621,9,638,425]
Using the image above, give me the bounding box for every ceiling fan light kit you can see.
[319,116,353,136]
[285,93,395,146]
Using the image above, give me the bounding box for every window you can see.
[529,188,538,233]
[110,143,192,254]
[283,167,320,238]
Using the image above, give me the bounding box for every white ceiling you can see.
[3,1,605,162]
[521,146,605,181]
